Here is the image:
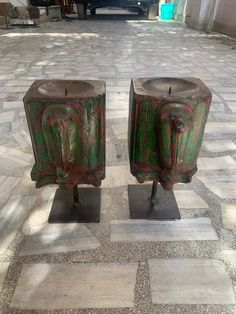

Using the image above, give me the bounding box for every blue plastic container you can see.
[160,3,175,20]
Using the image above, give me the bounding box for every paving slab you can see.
[223,250,236,269]
[213,113,236,121]
[227,102,236,112]
[198,156,236,170]
[204,140,236,153]
[174,190,209,209]
[0,195,37,254]
[0,175,21,203]
[102,165,136,188]
[0,151,30,177]
[0,146,32,163]
[3,101,24,109]
[12,130,32,150]
[0,111,15,123]
[148,258,235,304]
[198,176,236,198]
[111,122,128,139]
[221,203,236,233]
[111,218,218,242]
[0,262,10,292]
[20,224,101,256]
[210,103,225,112]
[11,263,137,309]
[205,122,236,134]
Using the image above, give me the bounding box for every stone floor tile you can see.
[213,113,236,121]
[204,139,236,152]
[0,146,33,163]
[102,165,136,188]
[221,203,236,233]
[205,122,236,133]
[4,80,33,87]
[106,141,128,165]
[24,191,55,228]
[174,190,208,209]
[148,258,235,304]
[223,250,236,269]
[12,130,32,150]
[0,111,15,123]
[0,153,30,177]
[0,195,37,254]
[210,102,225,112]
[221,94,236,101]
[3,101,24,109]
[227,102,236,112]
[198,156,236,170]
[198,176,236,198]
[107,109,129,120]
[0,262,10,292]
[111,122,128,139]
[0,175,21,203]
[111,218,218,242]
[20,224,101,256]
[11,263,137,309]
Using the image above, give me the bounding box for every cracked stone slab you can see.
[198,156,236,170]
[0,195,37,254]
[223,250,236,269]
[0,262,10,292]
[11,263,138,309]
[198,176,236,198]
[204,140,236,153]
[20,224,101,256]
[174,190,208,209]
[110,218,218,242]
[148,258,235,304]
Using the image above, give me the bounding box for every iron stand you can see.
[48,185,101,223]
[128,181,181,220]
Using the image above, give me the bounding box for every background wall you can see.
[173,0,236,38]
[212,0,236,38]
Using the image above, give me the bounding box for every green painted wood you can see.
[24,80,106,189]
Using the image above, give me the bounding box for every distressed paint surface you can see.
[129,78,212,190]
[24,80,106,189]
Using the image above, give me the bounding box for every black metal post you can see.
[73,185,79,204]
[150,181,158,202]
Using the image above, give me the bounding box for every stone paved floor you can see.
[0,10,236,314]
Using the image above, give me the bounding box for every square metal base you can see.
[128,184,181,220]
[48,187,101,223]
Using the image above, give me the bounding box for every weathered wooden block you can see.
[129,77,212,190]
[24,80,105,189]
